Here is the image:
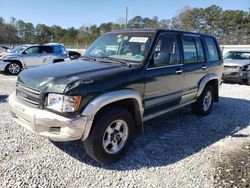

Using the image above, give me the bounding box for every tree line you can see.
[0,5,249,47]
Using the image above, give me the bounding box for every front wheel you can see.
[6,62,21,75]
[192,85,214,116]
[84,106,135,163]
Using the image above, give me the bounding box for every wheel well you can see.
[94,98,143,133]
[8,60,23,69]
[53,59,64,63]
[206,79,219,102]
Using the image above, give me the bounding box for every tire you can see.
[53,59,64,63]
[242,79,250,85]
[192,85,214,116]
[84,106,135,163]
[6,62,21,75]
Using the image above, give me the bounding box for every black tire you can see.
[192,85,214,116]
[53,59,64,63]
[242,79,250,86]
[6,62,21,75]
[84,106,135,163]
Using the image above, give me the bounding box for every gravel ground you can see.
[0,73,249,188]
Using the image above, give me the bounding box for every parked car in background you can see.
[0,45,11,57]
[9,29,223,163]
[0,43,68,75]
[222,51,250,85]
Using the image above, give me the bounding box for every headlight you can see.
[47,93,81,112]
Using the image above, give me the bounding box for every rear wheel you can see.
[84,106,135,163]
[192,85,214,116]
[6,62,21,75]
[242,79,250,85]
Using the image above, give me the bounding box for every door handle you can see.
[202,65,207,70]
[176,69,182,74]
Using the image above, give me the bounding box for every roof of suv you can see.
[108,29,215,37]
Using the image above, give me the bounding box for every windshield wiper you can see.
[81,55,96,61]
[98,56,140,67]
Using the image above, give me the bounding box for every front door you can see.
[144,32,184,112]
[21,46,42,68]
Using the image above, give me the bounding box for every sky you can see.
[0,0,249,28]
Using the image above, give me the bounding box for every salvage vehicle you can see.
[9,29,223,163]
[222,51,250,85]
[0,45,10,57]
[0,43,68,75]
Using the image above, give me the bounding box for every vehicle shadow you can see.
[0,95,8,103]
[52,96,250,170]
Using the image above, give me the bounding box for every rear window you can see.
[204,37,220,62]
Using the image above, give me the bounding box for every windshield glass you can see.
[224,51,250,60]
[10,45,28,53]
[85,32,155,62]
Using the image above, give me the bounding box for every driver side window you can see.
[152,33,180,67]
[24,46,40,55]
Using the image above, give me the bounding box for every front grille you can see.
[16,82,41,107]
[224,65,239,70]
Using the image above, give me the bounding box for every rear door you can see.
[39,46,54,65]
[181,34,207,103]
[144,32,184,111]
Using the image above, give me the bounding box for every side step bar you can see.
[143,100,196,122]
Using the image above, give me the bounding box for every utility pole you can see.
[125,7,128,29]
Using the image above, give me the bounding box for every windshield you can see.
[10,45,28,53]
[224,51,250,60]
[85,32,155,62]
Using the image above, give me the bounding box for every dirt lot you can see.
[0,73,249,188]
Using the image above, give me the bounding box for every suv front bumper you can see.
[9,93,87,141]
[222,70,250,81]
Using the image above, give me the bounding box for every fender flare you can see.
[81,89,144,140]
[8,59,25,69]
[197,73,219,97]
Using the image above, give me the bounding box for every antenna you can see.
[125,7,128,29]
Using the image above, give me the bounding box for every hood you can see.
[17,59,128,93]
[0,53,21,60]
[224,59,250,67]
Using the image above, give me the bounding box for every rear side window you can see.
[194,38,205,62]
[204,37,220,61]
[182,36,205,64]
[40,46,53,53]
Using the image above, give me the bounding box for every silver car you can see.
[222,51,250,85]
[0,43,68,75]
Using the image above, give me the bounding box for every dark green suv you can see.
[9,29,223,163]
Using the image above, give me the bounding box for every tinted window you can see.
[194,37,205,62]
[182,36,197,64]
[182,36,205,63]
[53,45,62,53]
[24,46,40,54]
[204,37,220,61]
[152,33,180,67]
[40,46,53,53]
